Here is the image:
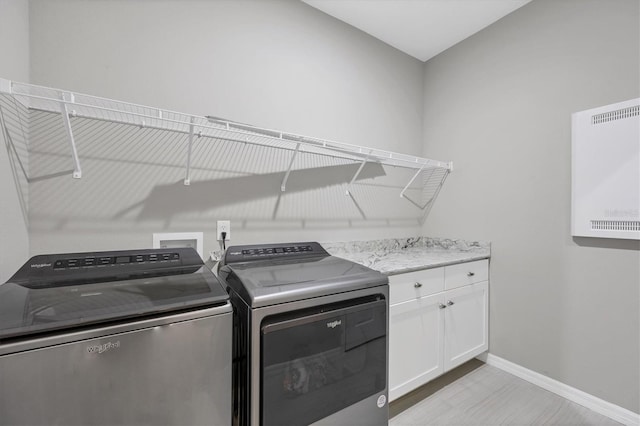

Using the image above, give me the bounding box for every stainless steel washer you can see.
[218,242,389,426]
[0,247,232,426]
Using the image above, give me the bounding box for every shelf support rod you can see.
[281,143,301,192]
[399,164,427,199]
[184,117,195,185]
[345,150,372,195]
[60,92,82,179]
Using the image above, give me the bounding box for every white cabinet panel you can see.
[389,267,444,305]
[443,281,489,371]
[389,293,444,401]
[444,259,489,290]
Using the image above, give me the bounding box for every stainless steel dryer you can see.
[217,242,389,426]
[0,247,232,426]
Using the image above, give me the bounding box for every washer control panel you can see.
[10,248,202,286]
[52,252,180,270]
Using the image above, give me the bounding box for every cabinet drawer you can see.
[444,259,488,290]
[389,267,444,304]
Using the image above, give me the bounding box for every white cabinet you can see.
[443,281,488,371]
[389,260,489,401]
[389,293,445,400]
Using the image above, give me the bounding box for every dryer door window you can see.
[261,298,386,426]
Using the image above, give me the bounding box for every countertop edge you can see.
[382,254,491,276]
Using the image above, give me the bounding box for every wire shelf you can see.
[0,78,452,210]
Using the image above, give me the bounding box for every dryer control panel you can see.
[223,242,327,264]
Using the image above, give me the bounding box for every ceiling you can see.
[302,0,531,62]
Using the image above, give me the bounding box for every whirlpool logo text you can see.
[326,320,342,329]
[87,341,121,354]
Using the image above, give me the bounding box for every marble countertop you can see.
[322,237,490,275]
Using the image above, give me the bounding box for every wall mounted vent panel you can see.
[591,220,640,232]
[591,105,639,124]
[572,98,640,240]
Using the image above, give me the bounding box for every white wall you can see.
[422,0,639,413]
[26,0,426,257]
[0,0,29,281]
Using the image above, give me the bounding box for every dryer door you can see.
[260,297,386,426]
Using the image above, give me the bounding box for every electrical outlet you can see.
[217,220,231,241]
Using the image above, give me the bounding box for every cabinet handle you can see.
[447,300,455,306]
[438,303,447,309]
[414,282,422,288]
[467,272,475,277]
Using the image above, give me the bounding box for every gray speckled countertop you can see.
[322,237,490,275]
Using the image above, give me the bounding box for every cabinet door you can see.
[389,293,444,401]
[443,281,488,371]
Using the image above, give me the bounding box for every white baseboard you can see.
[477,353,639,426]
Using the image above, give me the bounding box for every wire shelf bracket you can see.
[401,163,452,210]
[184,117,196,186]
[60,92,82,179]
[281,142,301,192]
[345,149,372,196]
[0,78,454,210]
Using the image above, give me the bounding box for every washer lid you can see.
[0,248,228,341]
[219,243,388,307]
